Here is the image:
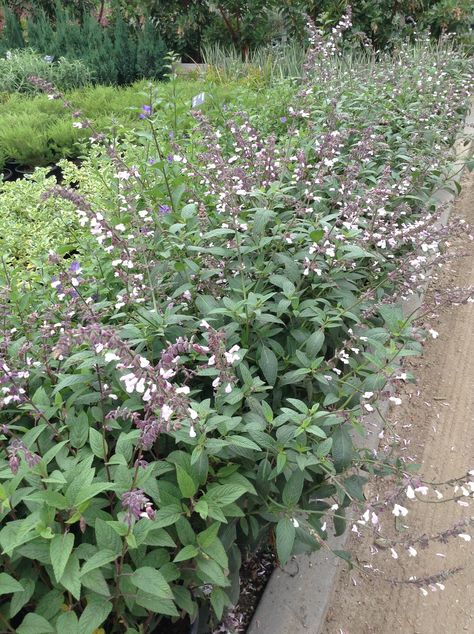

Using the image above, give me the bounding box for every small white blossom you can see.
[392,504,408,517]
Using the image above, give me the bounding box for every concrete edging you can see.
[247,99,474,634]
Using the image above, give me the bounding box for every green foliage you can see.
[0,5,169,86]
[135,18,167,80]
[0,169,78,267]
[0,48,93,95]
[0,7,25,53]
[0,28,471,634]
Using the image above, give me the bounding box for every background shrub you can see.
[0,168,78,267]
[0,48,93,94]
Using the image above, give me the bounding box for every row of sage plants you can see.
[0,14,472,634]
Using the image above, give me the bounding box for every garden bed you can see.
[0,14,472,634]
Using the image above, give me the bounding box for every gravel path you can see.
[322,169,474,634]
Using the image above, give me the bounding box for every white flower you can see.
[362,391,374,399]
[161,404,173,421]
[292,518,299,528]
[406,485,416,499]
[200,320,211,329]
[95,343,104,354]
[51,279,61,289]
[420,588,429,597]
[364,403,374,412]
[188,408,198,420]
[428,329,439,339]
[104,351,120,363]
[408,546,417,557]
[117,171,131,180]
[115,223,126,232]
[139,357,150,368]
[212,377,221,388]
[321,522,327,532]
[390,548,398,560]
[225,383,232,394]
[224,345,240,365]
[176,386,191,395]
[72,121,83,129]
[208,355,216,366]
[389,396,402,405]
[189,425,197,438]
[458,533,471,542]
[330,503,339,511]
[415,486,428,496]
[392,504,408,517]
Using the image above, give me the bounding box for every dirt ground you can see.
[322,170,474,634]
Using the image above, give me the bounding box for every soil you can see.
[322,170,474,634]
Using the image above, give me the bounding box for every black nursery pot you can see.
[1,167,13,181]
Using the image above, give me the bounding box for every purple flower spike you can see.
[69,261,81,273]
[280,116,287,123]
[140,105,152,119]
[167,154,173,163]
[159,205,171,214]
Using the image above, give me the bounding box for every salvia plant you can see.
[0,10,472,634]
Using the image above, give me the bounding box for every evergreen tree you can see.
[1,8,25,52]
[27,10,55,54]
[113,14,136,85]
[136,18,167,80]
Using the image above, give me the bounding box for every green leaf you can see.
[205,483,247,507]
[210,587,228,620]
[276,518,295,565]
[176,464,198,499]
[196,557,228,587]
[89,427,106,459]
[332,426,353,472]
[202,538,228,569]
[69,411,89,449]
[258,345,278,386]
[131,567,173,600]
[56,611,79,634]
[81,568,110,597]
[74,482,113,507]
[227,435,261,451]
[334,508,346,536]
[196,522,220,549]
[306,330,325,357]
[78,599,112,634]
[0,572,23,595]
[135,591,179,616]
[154,505,183,528]
[173,545,199,562]
[94,518,122,555]
[10,578,35,618]
[60,552,81,600]
[17,613,55,634]
[80,550,117,577]
[53,374,92,394]
[50,533,74,582]
[282,470,304,507]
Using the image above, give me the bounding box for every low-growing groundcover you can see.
[0,14,472,634]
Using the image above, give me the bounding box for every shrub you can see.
[0,7,25,54]
[0,6,169,86]
[0,20,471,633]
[0,48,93,95]
[0,168,78,268]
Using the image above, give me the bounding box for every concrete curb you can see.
[247,99,474,634]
